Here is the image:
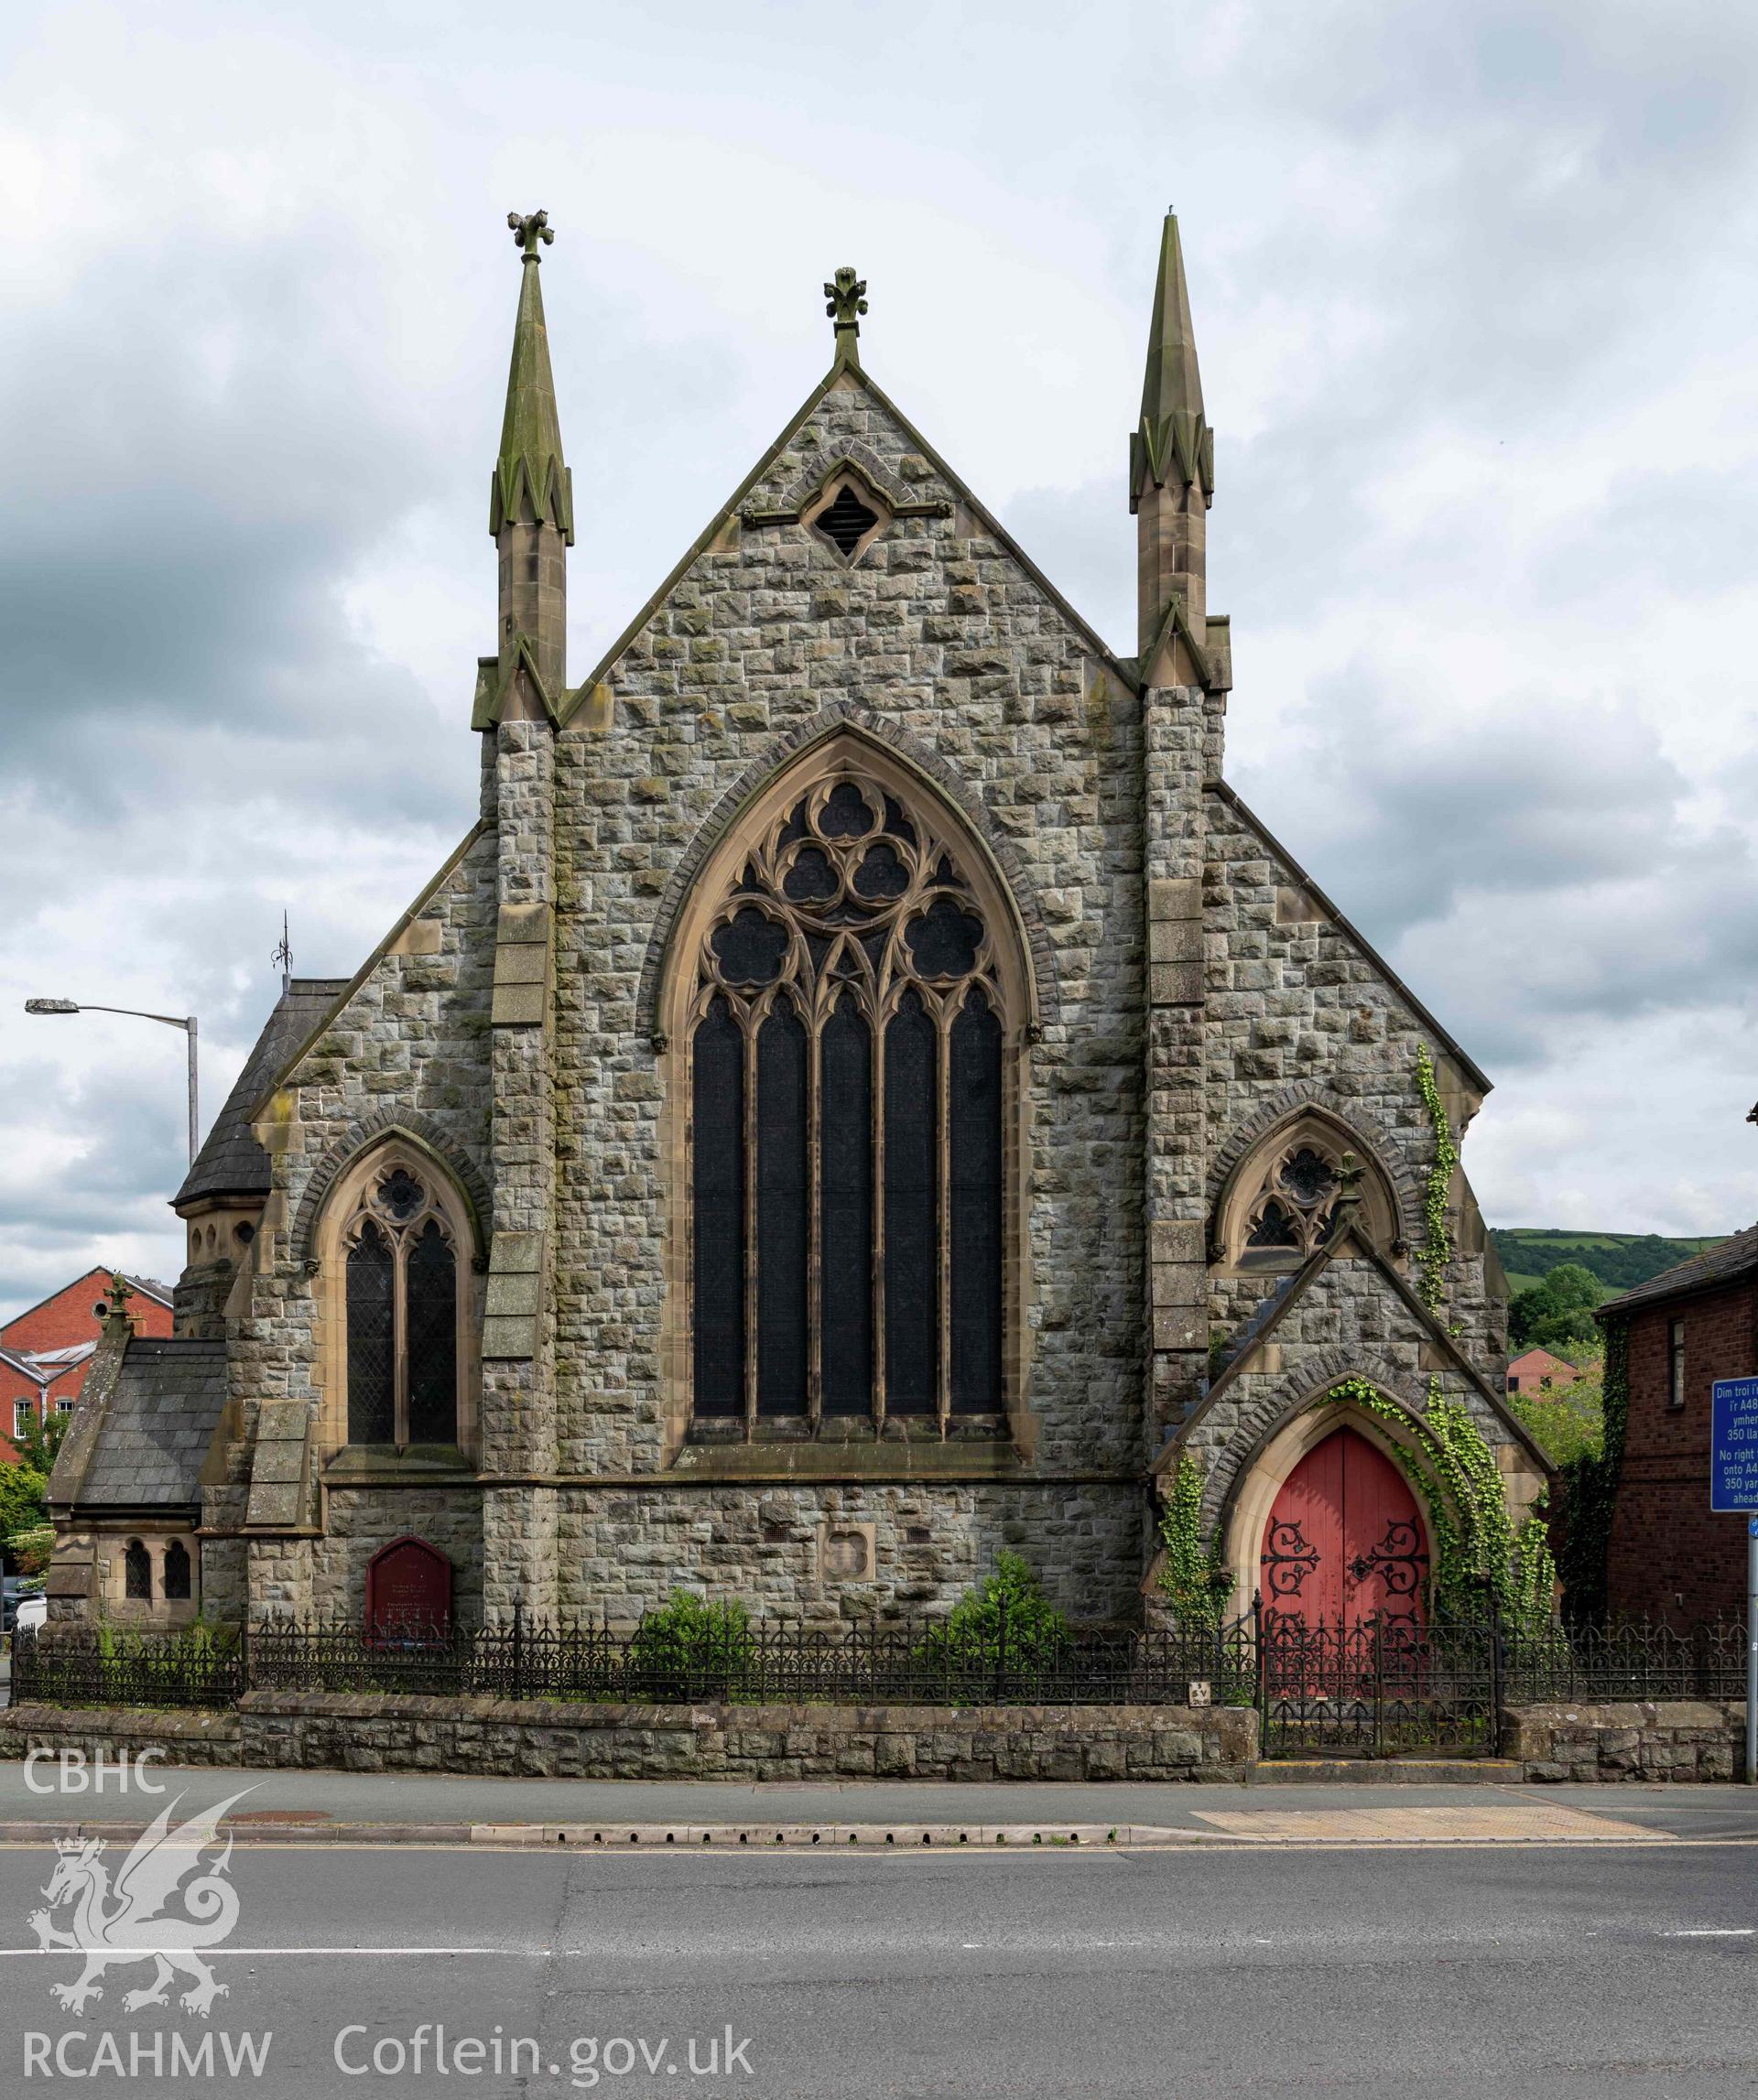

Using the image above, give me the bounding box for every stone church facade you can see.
[48,211,1545,1632]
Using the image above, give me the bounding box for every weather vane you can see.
[272,911,292,994]
[509,210,555,259]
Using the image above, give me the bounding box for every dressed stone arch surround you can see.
[771,438,932,523]
[1213,1370,1451,1617]
[635,707,1061,1045]
[1196,1345,1430,1527]
[304,1131,486,1464]
[1195,1350,1440,1614]
[290,1111,493,1271]
[1206,1088,1419,1262]
[654,725,1039,1447]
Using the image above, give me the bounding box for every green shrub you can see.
[626,1591,753,1689]
[919,1553,1069,1672]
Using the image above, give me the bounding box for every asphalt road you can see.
[6,1756,1758,1839]
[2,1836,1754,2097]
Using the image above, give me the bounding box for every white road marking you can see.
[0,1945,522,1957]
[1659,1928,1753,1938]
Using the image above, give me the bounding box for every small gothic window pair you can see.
[688,766,1011,1427]
[1243,1142,1344,1261]
[122,1538,190,1602]
[343,1164,460,1447]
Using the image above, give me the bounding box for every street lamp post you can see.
[24,1000,200,1164]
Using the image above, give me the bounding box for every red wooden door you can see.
[1259,1428,1427,1629]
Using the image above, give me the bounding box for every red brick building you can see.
[1506,1347,1579,1394]
[0,1271,173,1460]
[1602,1225,1757,1624]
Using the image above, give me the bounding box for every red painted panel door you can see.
[1259,1427,1427,1629]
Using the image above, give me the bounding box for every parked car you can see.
[11,1592,46,1634]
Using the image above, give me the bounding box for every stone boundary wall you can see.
[1503,1700,1749,1783]
[0,1696,1255,1784]
[3,1697,1744,1782]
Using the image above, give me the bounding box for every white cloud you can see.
[3,0,1756,1313]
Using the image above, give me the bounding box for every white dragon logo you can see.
[28,1790,253,2018]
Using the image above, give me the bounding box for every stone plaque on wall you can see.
[365,1535,453,1635]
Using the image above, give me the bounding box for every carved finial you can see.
[104,1272,136,1318]
[1333,1153,1365,1216]
[508,210,555,261]
[823,265,867,363]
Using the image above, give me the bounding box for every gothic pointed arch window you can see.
[669,745,1027,1432]
[1219,1117,1400,1272]
[317,1146,479,1456]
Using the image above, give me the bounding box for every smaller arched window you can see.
[124,1539,152,1600]
[339,1162,462,1449]
[1218,1120,1399,1272]
[162,1539,192,1601]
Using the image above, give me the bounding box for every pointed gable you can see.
[561,359,1135,730]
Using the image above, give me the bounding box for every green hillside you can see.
[1491,1229,1728,1299]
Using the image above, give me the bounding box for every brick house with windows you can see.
[1506,1347,1579,1395]
[1601,1225,1758,1623]
[0,1270,172,1462]
[45,211,1547,1634]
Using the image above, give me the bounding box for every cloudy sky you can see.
[2,0,1755,1320]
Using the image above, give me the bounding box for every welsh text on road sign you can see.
[1710,1377,1758,1512]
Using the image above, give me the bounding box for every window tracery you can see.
[683,762,1016,1429]
[340,1160,461,1448]
[1224,1123,1398,1269]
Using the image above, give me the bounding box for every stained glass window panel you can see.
[692,998,745,1415]
[906,895,984,979]
[950,994,1003,1413]
[346,1220,396,1443]
[884,990,939,1414]
[711,907,788,985]
[819,1000,873,1415]
[406,1218,459,1445]
[756,1001,809,1414]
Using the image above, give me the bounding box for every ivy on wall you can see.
[1320,1375,1557,1634]
[1156,1453,1234,1630]
[1553,1317,1629,1626]
[1414,1045,1460,1313]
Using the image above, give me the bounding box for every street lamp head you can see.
[24,999,80,1015]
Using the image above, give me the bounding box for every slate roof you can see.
[75,1337,228,1509]
[174,980,351,1207]
[1601,1225,1758,1317]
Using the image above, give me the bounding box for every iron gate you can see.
[1256,1611,1501,1759]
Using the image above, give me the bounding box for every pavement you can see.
[3,1757,1757,1846]
[1,1831,1754,2096]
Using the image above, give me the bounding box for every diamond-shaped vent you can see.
[815,484,880,557]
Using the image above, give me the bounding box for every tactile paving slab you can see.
[1191,1802,1662,1844]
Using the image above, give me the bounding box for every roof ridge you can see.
[1602,1221,1758,1314]
[559,360,1137,726]
[1208,781,1491,1099]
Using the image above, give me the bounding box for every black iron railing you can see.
[10,1626,246,1710]
[10,1609,1748,1741]
[12,1604,1254,1712]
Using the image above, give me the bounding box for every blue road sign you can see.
[1710,1378,1758,1511]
